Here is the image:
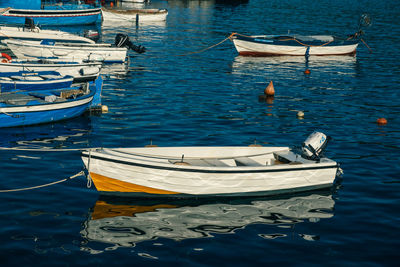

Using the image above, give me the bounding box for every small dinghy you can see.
[0,6,101,26]
[0,59,101,83]
[230,15,371,57]
[3,34,145,63]
[101,7,168,23]
[81,132,341,198]
[231,33,360,56]
[0,76,103,128]
[0,18,94,47]
[0,70,73,92]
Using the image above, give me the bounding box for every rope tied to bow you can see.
[0,170,85,193]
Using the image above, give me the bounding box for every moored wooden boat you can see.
[0,70,73,92]
[81,132,340,198]
[230,33,359,56]
[3,39,128,63]
[0,6,101,26]
[0,21,94,45]
[0,59,101,83]
[101,7,168,23]
[0,76,103,128]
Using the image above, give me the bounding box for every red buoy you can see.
[264,81,275,96]
[304,69,311,75]
[377,118,387,125]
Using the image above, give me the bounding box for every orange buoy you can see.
[110,2,114,7]
[304,69,311,75]
[377,118,387,125]
[264,81,275,96]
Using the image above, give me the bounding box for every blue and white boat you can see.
[0,5,101,26]
[3,34,145,63]
[0,70,73,92]
[0,59,101,83]
[4,39,128,63]
[0,76,103,128]
[0,19,94,47]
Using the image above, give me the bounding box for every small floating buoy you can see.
[297,111,304,119]
[110,2,114,7]
[377,118,387,125]
[304,69,311,75]
[264,81,275,96]
[101,105,109,114]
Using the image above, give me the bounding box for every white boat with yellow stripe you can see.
[81,132,341,198]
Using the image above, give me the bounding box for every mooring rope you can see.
[0,146,96,151]
[0,170,85,193]
[173,33,237,57]
[360,38,372,53]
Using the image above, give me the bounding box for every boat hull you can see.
[101,8,168,22]
[0,94,93,128]
[0,76,102,128]
[0,61,101,83]
[0,8,101,26]
[232,35,358,56]
[0,26,94,44]
[4,40,127,63]
[0,71,73,92]
[81,147,339,197]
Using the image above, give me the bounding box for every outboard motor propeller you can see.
[115,34,146,54]
[301,131,331,161]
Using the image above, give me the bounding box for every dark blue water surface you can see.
[1,0,399,265]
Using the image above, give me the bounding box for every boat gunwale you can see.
[0,86,96,112]
[4,8,101,16]
[101,7,168,15]
[0,77,73,84]
[82,150,338,174]
[4,40,127,52]
[0,61,102,68]
[233,34,359,46]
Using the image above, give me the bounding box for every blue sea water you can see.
[0,0,399,265]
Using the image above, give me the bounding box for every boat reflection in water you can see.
[0,115,93,149]
[231,55,357,77]
[100,62,129,78]
[81,191,335,251]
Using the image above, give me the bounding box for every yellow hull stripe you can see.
[91,200,177,220]
[89,172,180,194]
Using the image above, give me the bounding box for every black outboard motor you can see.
[115,34,146,54]
[24,17,35,30]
